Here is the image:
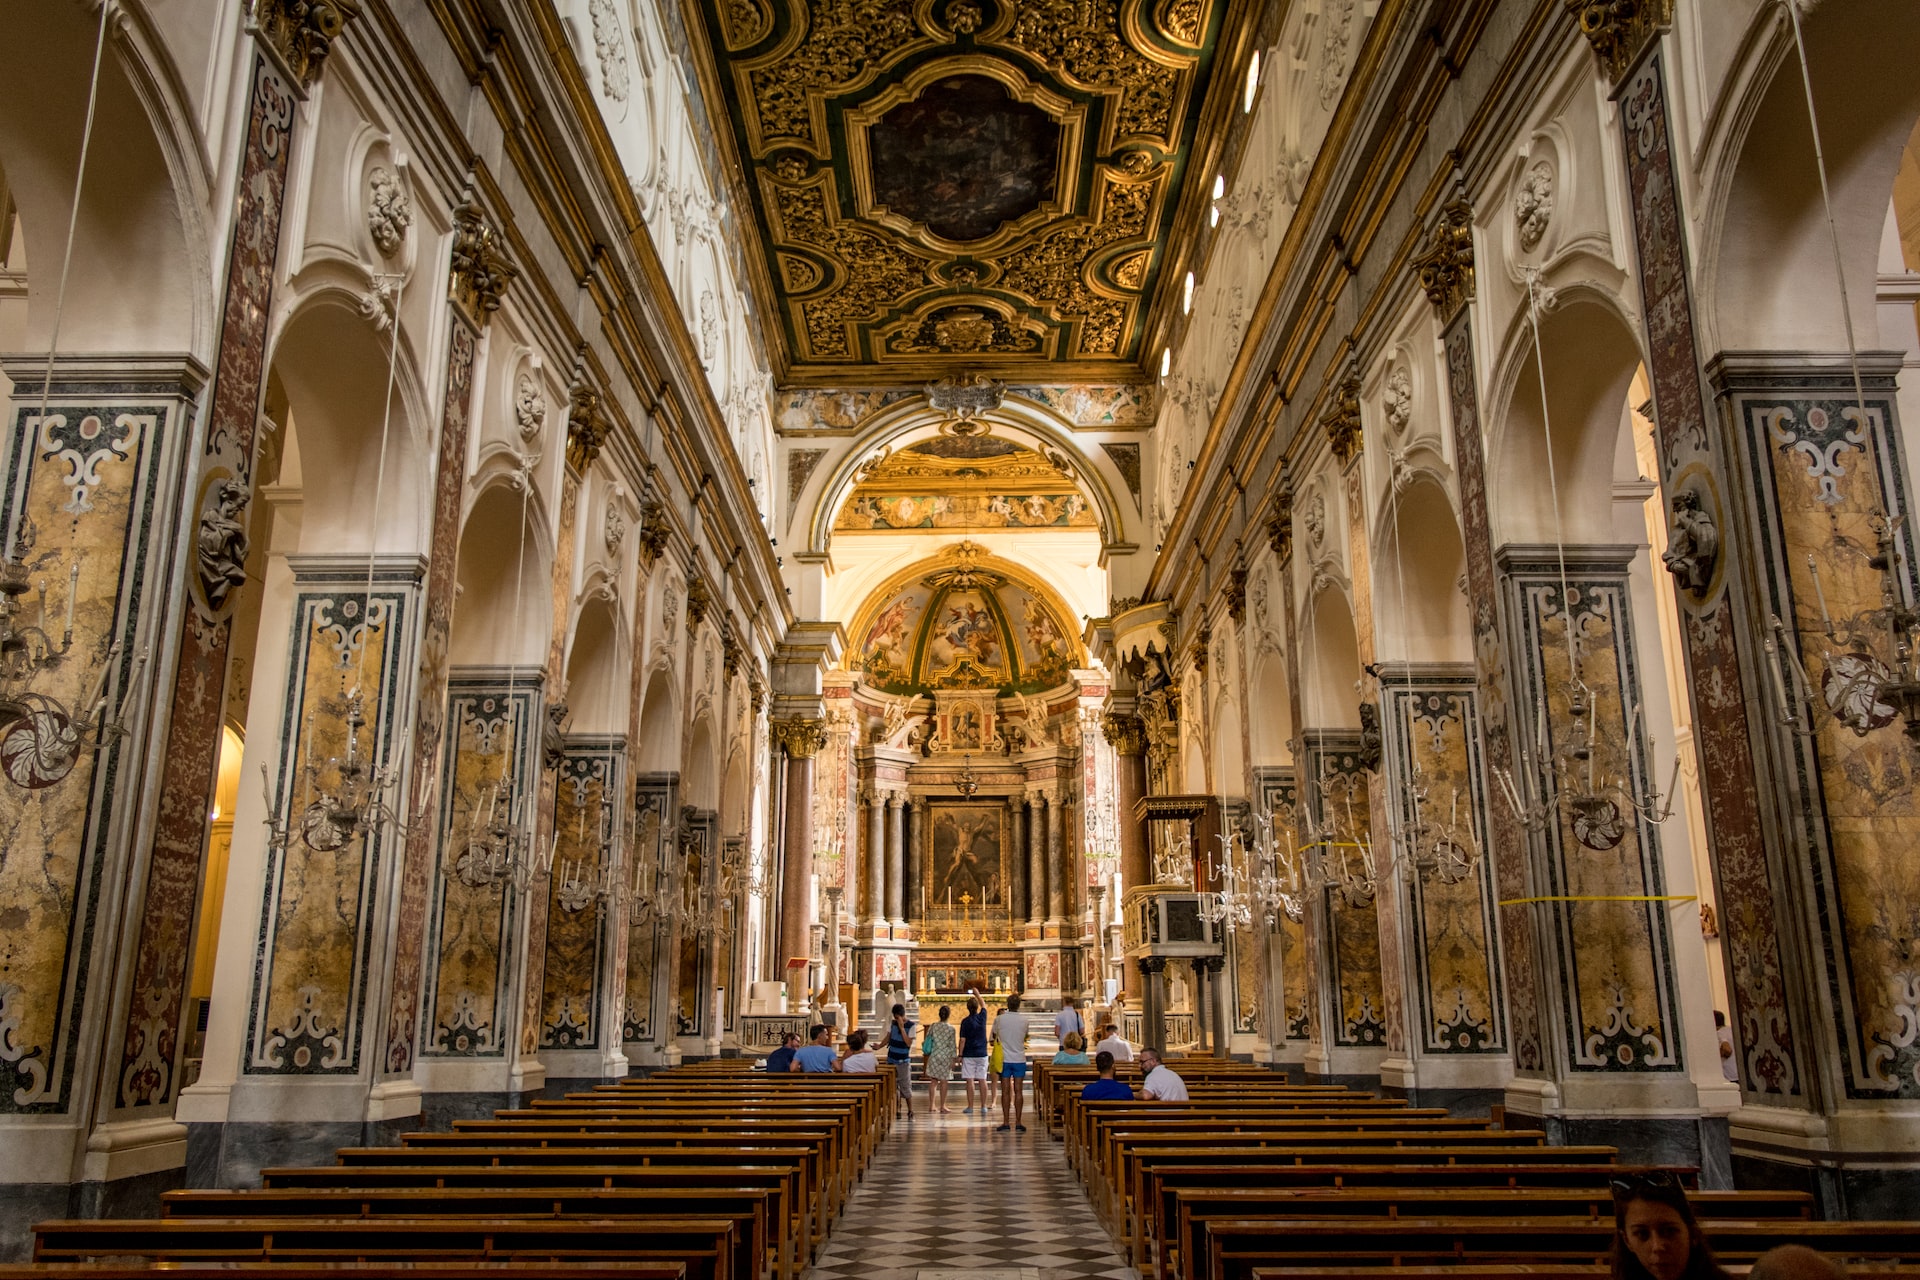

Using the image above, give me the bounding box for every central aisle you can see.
[805,1104,1141,1280]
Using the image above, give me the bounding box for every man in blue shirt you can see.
[1081,1050,1134,1101]
[764,1031,800,1074]
[958,996,989,1114]
[792,1023,839,1072]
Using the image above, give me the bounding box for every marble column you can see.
[885,793,906,925]
[773,719,825,985]
[1207,954,1232,1058]
[1026,795,1047,929]
[1046,791,1066,925]
[865,788,886,926]
[1104,714,1148,999]
[1140,957,1168,1055]
[906,799,925,923]
[1008,797,1028,922]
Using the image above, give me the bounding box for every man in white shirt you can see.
[1094,1023,1133,1063]
[993,993,1032,1132]
[1138,1048,1189,1102]
[1053,997,1084,1045]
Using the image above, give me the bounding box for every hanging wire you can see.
[351,267,408,702]
[9,0,114,564]
[1522,269,1580,689]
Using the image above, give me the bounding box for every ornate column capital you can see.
[565,383,608,471]
[1139,956,1168,976]
[1265,485,1294,562]
[252,0,361,88]
[1101,711,1146,756]
[685,575,713,630]
[1322,372,1363,468]
[1413,199,1476,323]
[449,194,517,328]
[772,716,827,759]
[1224,566,1248,622]
[1566,0,1672,85]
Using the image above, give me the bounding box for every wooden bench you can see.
[0,1264,684,1280]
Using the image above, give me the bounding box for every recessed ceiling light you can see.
[1183,271,1194,314]
[1244,52,1260,113]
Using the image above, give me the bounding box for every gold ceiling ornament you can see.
[927,372,1006,433]
[250,0,362,88]
[448,191,518,328]
[1413,198,1476,322]
[771,716,828,759]
[922,539,1003,591]
[564,383,608,472]
[685,575,714,630]
[1322,372,1364,468]
[686,0,1240,381]
[1565,0,1674,85]
[1266,481,1294,560]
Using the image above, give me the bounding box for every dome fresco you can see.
[851,544,1080,695]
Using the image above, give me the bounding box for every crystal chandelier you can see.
[627,805,683,928]
[555,795,614,914]
[453,774,547,889]
[0,517,148,789]
[262,684,408,854]
[1298,763,1378,908]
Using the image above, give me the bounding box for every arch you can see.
[1249,650,1294,764]
[1213,694,1246,801]
[684,714,718,810]
[1705,0,1920,352]
[805,394,1133,555]
[564,595,627,734]
[635,667,680,773]
[1486,289,1645,548]
[269,293,431,553]
[1374,476,1471,664]
[1182,736,1208,795]
[0,3,205,359]
[1300,581,1362,731]
[449,480,554,669]
[721,747,750,838]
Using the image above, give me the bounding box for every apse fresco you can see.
[852,562,1082,695]
[836,490,1096,530]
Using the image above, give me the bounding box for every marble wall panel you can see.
[420,679,538,1057]
[1254,768,1308,1040]
[1381,675,1505,1053]
[623,772,678,1044]
[245,571,416,1075]
[541,745,619,1048]
[0,375,184,1113]
[1303,739,1385,1048]
[1503,553,1681,1074]
[1720,364,1920,1098]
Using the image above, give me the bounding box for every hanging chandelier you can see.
[954,754,980,796]
[453,774,546,889]
[262,685,409,854]
[555,795,614,914]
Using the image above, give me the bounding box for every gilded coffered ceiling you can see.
[683,0,1249,385]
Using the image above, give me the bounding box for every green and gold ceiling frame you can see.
[802,392,1136,557]
[681,0,1248,384]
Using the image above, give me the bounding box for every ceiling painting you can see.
[684,0,1247,384]
[850,542,1084,694]
[834,437,1099,531]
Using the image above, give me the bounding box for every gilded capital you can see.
[565,385,608,472]
[1322,374,1363,469]
[448,196,517,327]
[773,716,828,759]
[1224,566,1248,622]
[1101,711,1146,756]
[252,0,361,88]
[1413,200,1475,321]
[1265,487,1293,561]
[685,576,713,629]
[1566,0,1673,85]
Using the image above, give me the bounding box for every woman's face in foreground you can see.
[1623,1199,1691,1280]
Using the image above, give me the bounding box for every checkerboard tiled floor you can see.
[805,1097,1140,1280]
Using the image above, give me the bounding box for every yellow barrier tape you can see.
[1498,894,1698,907]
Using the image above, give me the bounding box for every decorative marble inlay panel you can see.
[1381,674,1504,1053]
[420,680,538,1057]
[1254,768,1304,1040]
[542,745,620,1049]
[674,808,718,1037]
[246,572,416,1075]
[1502,553,1680,1073]
[1303,739,1384,1049]
[0,377,179,1114]
[624,772,678,1043]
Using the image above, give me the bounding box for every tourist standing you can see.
[1138,1047,1188,1101]
[994,992,1032,1132]
[923,1005,957,1113]
[1053,996,1084,1046]
[959,995,990,1114]
[886,1003,917,1118]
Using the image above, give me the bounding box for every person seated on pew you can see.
[1080,1050,1134,1101]
[1611,1172,1729,1280]
[1137,1048,1188,1102]
[1054,1032,1090,1065]
[792,1023,840,1072]
[1094,1022,1133,1063]
[840,1028,879,1074]
[764,1031,801,1073]
[1749,1245,1849,1280]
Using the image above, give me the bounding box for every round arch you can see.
[1372,474,1471,665]
[805,393,1134,556]
[449,479,555,668]
[564,595,627,735]
[635,666,680,773]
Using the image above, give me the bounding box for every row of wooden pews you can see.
[1040,1058,1920,1280]
[8,1061,891,1280]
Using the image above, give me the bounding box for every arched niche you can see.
[684,714,718,811]
[564,595,626,735]
[1300,582,1362,731]
[1248,650,1295,765]
[1182,736,1208,794]
[449,481,554,668]
[1374,477,1471,665]
[1707,0,1920,352]
[270,295,430,554]
[0,4,203,359]
[721,748,750,838]
[1487,291,1644,548]
[1213,692,1245,800]
[634,667,679,773]
[804,394,1132,556]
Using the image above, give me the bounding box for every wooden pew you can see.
[0,1264,685,1280]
